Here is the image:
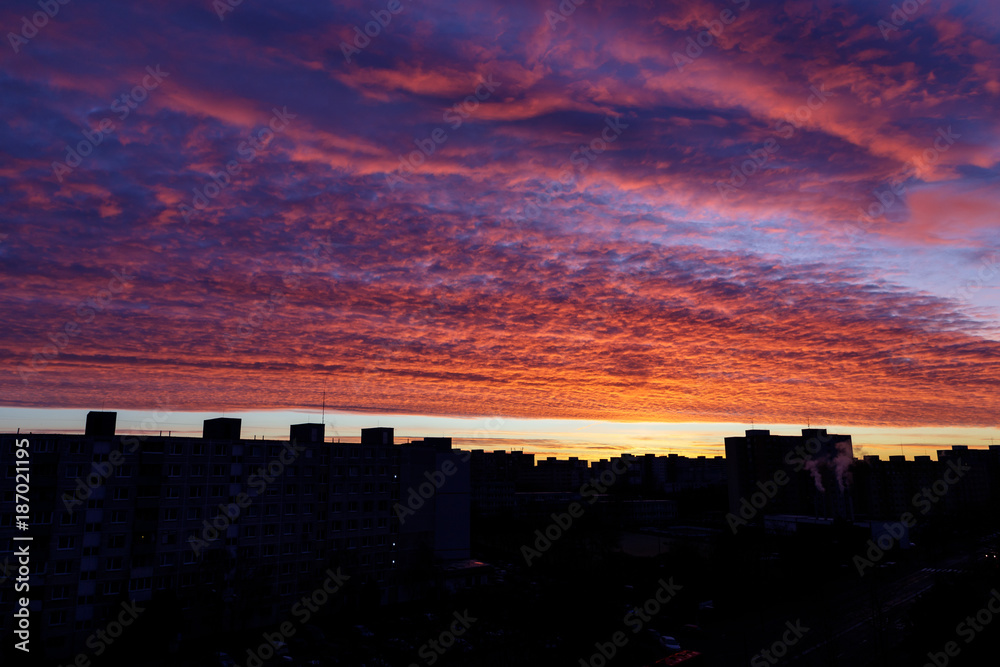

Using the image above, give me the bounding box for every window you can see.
[168,464,182,477]
[105,557,123,571]
[65,465,80,478]
[189,487,203,499]
[109,535,126,549]
[113,487,129,500]
[166,487,180,499]
[164,508,178,521]
[111,510,127,523]
[128,577,151,592]
[55,561,73,575]
[57,536,75,550]
[212,465,225,477]
[102,582,121,595]
[51,586,71,600]
[187,508,202,520]
[50,611,68,626]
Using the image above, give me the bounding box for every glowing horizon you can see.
[1,1,998,440]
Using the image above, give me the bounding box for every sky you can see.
[1,0,998,458]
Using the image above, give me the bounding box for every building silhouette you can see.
[0,414,470,662]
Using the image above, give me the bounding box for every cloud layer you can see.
[1,0,998,427]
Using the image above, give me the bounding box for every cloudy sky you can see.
[1,0,998,457]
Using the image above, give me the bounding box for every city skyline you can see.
[2,1,999,438]
[2,407,997,462]
[3,1,999,664]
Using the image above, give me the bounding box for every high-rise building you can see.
[0,414,471,662]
